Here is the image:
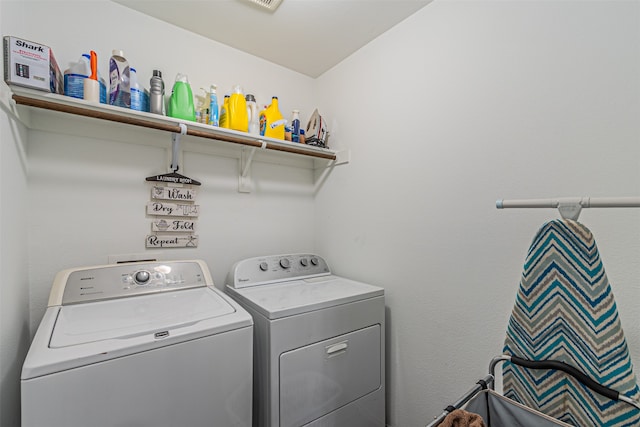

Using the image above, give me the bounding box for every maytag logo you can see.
[16,39,44,53]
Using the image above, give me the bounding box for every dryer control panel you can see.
[227,253,331,288]
[51,260,211,306]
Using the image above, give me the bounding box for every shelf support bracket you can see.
[314,149,350,194]
[239,140,266,193]
[170,123,187,172]
[0,81,21,123]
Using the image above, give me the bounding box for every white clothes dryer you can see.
[21,260,253,427]
[225,254,385,427]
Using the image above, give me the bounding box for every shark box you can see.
[3,36,63,93]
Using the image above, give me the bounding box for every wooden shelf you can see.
[6,85,337,161]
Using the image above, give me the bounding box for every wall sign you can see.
[145,174,200,248]
[152,186,197,201]
[146,202,200,217]
[146,234,199,248]
[151,219,197,232]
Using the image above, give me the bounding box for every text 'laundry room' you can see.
[2,1,640,427]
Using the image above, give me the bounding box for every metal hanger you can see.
[145,123,201,186]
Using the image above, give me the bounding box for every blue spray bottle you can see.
[208,84,219,126]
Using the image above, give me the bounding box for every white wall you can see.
[1,0,320,324]
[0,102,30,427]
[315,1,640,426]
[0,1,320,423]
[3,1,640,427]
[1,5,31,427]
[0,3,31,419]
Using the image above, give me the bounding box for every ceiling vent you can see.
[245,0,283,12]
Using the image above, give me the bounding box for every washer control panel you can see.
[228,253,331,288]
[59,260,208,305]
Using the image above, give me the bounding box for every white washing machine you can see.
[225,253,385,427]
[21,260,253,427]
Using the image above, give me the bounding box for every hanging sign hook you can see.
[146,123,201,186]
[170,123,188,173]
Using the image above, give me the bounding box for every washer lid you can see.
[226,275,383,320]
[50,287,235,348]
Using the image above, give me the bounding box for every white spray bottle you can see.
[246,94,259,135]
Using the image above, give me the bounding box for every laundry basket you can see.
[426,355,640,427]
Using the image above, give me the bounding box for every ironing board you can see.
[503,219,640,426]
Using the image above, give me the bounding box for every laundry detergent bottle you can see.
[228,85,248,132]
[219,95,230,128]
[64,54,90,99]
[259,96,285,140]
[130,68,149,112]
[108,50,130,108]
[167,73,196,121]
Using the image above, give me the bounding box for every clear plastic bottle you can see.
[99,75,107,104]
[108,50,130,108]
[196,88,208,123]
[149,69,165,115]
[130,68,148,112]
[209,85,219,127]
[143,88,150,111]
[64,54,90,99]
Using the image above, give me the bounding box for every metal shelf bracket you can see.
[0,81,21,122]
[239,140,267,193]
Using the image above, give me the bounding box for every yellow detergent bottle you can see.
[259,96,285,140]
[219,95,230,128]
[228,85,248,132]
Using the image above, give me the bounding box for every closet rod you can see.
[496,197,640,209]
[496,197,640,220]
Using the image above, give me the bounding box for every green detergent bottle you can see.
[167,73,196,121]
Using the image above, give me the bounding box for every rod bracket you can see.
[558,201,583,221]
[170,123,188,172]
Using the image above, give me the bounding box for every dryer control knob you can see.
[259,262,269,271]
[279,258,290,269]
[310,257,319,266]
[134,270,151,285]
[300,258,309,267]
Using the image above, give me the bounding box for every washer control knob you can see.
[134,270,151,285]
[259,262,269,271]
[310,257,319,266]
[279,258,290,269]
[300,258,309,267]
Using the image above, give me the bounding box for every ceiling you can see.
[113,0,432,78]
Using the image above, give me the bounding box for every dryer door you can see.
[279,324,381,427]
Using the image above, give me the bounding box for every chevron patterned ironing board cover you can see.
[503,219,640,426]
